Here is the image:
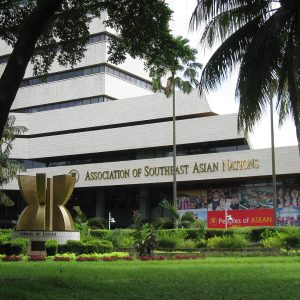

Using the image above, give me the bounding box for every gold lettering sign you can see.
[16,173,75,231]
[84,159,260,181]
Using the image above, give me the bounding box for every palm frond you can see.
[159,199,180,220]
[199,15,262,95]
[200,2,272,48]
[286,14,300,151]
[237,8,289,132]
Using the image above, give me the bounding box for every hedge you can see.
[45,240,58,256]
[10,238,29,255]
[58,239,113,255]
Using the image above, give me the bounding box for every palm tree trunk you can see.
[270,97,277,225]
[0,0,63,138]
[172,72,177,228]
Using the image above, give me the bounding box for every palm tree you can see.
[190,0,300,146]
[190,0,300,225]
[151,36,201,221]
[0,115,27,207]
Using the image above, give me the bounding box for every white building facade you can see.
[1,16,300,227]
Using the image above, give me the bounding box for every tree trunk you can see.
[0,0,63,138]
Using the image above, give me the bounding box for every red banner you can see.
[207,209,274,228]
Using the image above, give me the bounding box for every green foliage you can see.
[88,217,108,229]
[261,230,287,249]
[0,1,197,86]
[10,238,29,255]
[90,229,135,248]
[90,229,110,239]
[107,229,134,248]
[133,211,158,256]
[152,217,174,229]
[0,242,11,255]
[0,116,27,206]
[158,237,177,249]
[85,240,113,254]
[45,240,58,256]
[185,227,206,241]
[195,239,207,249]
[58,239,113,255]
[58,240,83,255]
[158,229,187,241]
[158,200,201,229]
[283,235,300,248]
[75,222,91,240]
[73,206,87,224]
[207,234,249,249]
[176,239,197,249]
[190,0,300,140]
[181,211,197,223]
[0,229,11,243]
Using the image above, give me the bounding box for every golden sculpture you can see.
[16,173,76,231]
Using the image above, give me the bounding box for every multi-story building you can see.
[1,15,300,228]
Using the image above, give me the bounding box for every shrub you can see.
[158,237,177,249]
[107,229,134,248]
[158,229,187,240]
[205,229,227,239]
[0,229,11,243]
[0,242,12,255]
[207,234,249,249]
[58,239,113,254]
[75,221,91,239]
[90,229,110,239]
[185,228,205,241]
[195,239,206,248]
[84,240,113,254]
[58,240,83,255]
[249,227,277,242]
[10,238,29,255]
[177,239,197,249]
[284,235,300,248]
[45,240,58,256]
[133,211,158,256]
[88,217,108,229]
[152,217,174,229]
[261,231,287,249]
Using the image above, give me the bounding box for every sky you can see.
[167,0,298,149]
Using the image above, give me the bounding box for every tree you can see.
[0,115,27,206]
[159,199,198,228]
[151,37,201,221]
[190,0,300,148]
[0,0,195,138]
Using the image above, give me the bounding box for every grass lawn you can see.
[0,257,299,299]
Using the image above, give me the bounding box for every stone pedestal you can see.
[12,230,80,256]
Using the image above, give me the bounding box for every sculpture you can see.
[16,173,75,231]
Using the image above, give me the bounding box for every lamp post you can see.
[108,211,115,230]
[225,209,233,230]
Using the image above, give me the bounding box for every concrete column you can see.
[139,188,150,221]
[95,190,105,218]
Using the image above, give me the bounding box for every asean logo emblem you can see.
[69,169,79,183]
[211,218,217,224]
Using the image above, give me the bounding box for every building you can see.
[1,15,300,228]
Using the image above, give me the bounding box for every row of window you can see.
[19,64,152,89]
[0,33,110,66]
[13,96,113,113]
[21,143,250,169]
